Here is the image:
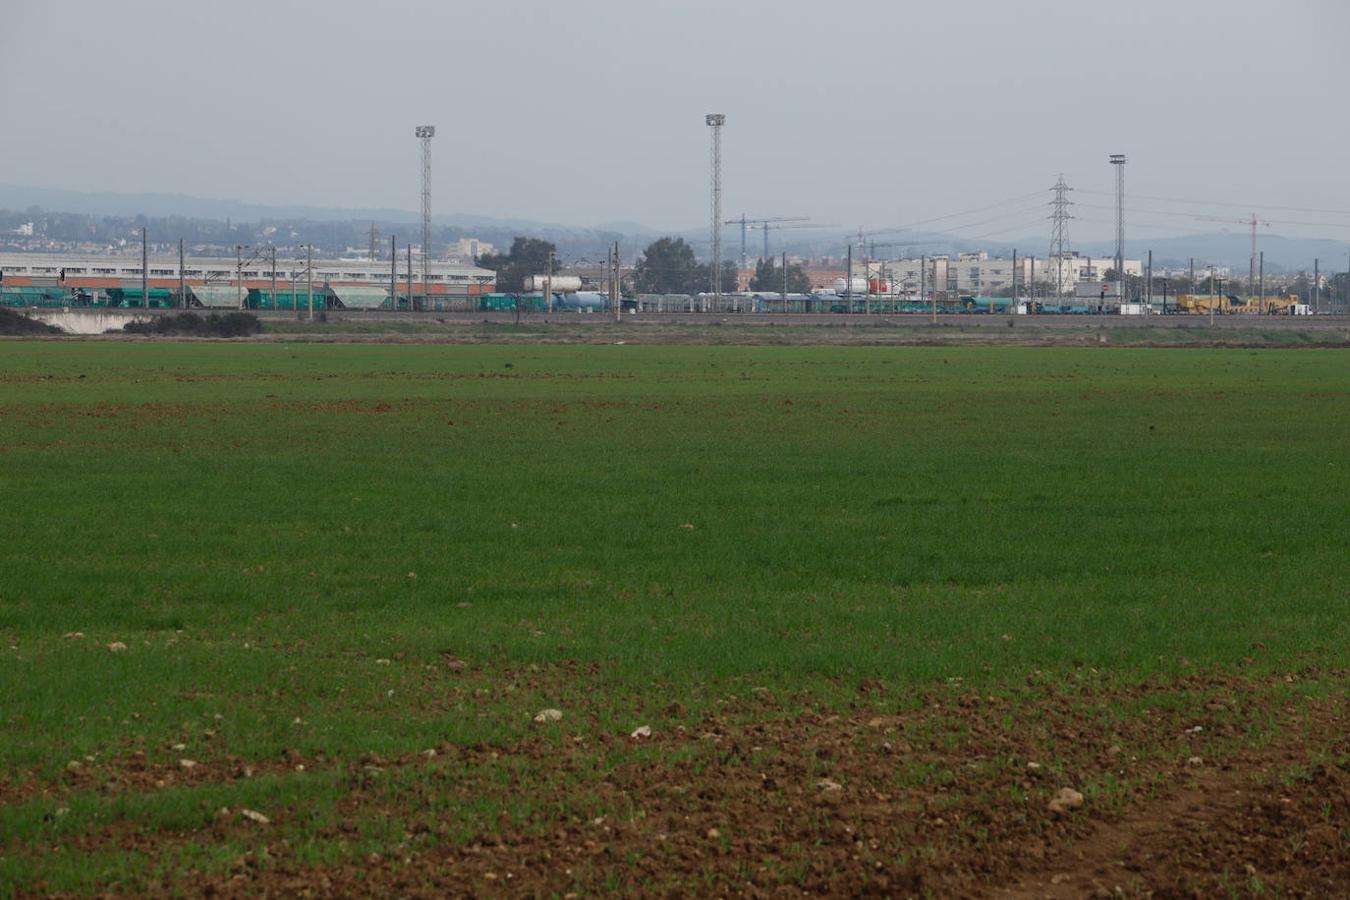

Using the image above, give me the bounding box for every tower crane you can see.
[725,215,810,266]
[1195,213,1271,294]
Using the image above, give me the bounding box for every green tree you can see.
[635,237,704,294]
[477,237,558,292]
[748,257,810,293]
[1103,269,1146,300]
[714,260,739,294]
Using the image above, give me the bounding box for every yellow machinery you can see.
[1250,294,1301,314]
[1174,294,1237,314]
[1173,293,1301,314]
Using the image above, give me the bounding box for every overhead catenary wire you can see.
[1075,188,1350,217]
[1074,201,1350,230]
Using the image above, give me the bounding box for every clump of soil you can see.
[121,312,262,337]
[0,308,62,335]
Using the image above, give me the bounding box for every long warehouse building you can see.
[0,252,497,310]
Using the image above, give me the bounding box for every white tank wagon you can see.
[522,275,583,294]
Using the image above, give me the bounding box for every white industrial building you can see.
[872,250,1143,296]
[0,251,496,309]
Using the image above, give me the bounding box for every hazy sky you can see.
[3,0,1349,243]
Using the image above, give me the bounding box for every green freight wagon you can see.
[105,287,175,308]
[478,293,547,312]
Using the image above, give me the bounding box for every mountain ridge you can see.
[2,184,1345,271]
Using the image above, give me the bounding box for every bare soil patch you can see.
[8,671,1347,897]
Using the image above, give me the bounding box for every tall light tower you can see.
[706,114,725,307]
[1048,174,1073,296]
[415,125,435,310]
[1109,154,1126,295]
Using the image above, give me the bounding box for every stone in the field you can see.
[107,642,127,652]
[1048,787,1083,814]
[533,708,563,723]
[240,808,270,825]
[630,725,652,739]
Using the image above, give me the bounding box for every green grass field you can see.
[1,342,1347,894]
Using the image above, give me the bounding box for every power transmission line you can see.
[1075,189,1350,217]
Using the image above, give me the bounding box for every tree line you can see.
[477,235,812,296]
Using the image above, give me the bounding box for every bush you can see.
[122,312,263,337]
[0,308,62,335]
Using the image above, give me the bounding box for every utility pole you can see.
[1011,248,1018,313]
[270,245,277,313]
[1342,252,1350,314]
[1313,258,1319,313]
[740,213,749,270]
[306,243,314,322]
[1146,249,1153,312]
[612,241,621,322]
[1189,257,1195,302]
[178,239,186,309]
[1029,256,1035,309]
[141,227,148,310]
[1215,265,1225,329]
[845,243,852,308]
[705,114,726,311]
[236,244,243,310]
[924,255,934,324]
[1259,250,1264,309]
[1248,214,1256,299]
[390,235,397,311]
[406,245,412,316]
[862,234,869,315]
[614,241,622,322]
[781,251,788,310]
[545,247,553,315]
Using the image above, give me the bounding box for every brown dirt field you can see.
[7,671,1348,897]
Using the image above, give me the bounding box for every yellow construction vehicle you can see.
[1173,294,1241,314]
[1250,294,1302,315]
[1174,293,1302,314]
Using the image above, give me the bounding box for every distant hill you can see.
[0,184,667,260]
[0,183,618,236]
[2,183,1345,270]
[1063,233,1350,273]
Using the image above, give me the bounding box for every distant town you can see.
[1,199,1345,316]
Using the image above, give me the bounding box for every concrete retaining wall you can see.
[24,310,152,334]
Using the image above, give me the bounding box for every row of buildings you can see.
[874,252,1143,296]
[734,252,1145,296]
[1,247,1148,309]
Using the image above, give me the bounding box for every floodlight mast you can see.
[416,126,435,311]
[1109,154,1126,302]
[705,114,725,310]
